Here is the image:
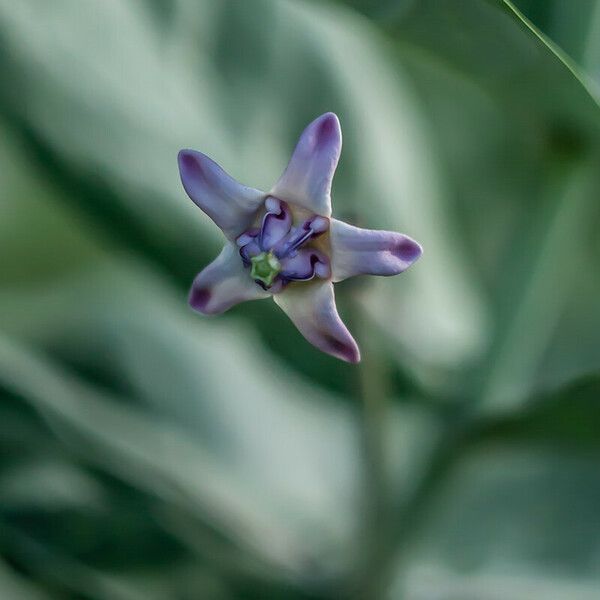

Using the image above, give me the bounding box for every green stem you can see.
[347,302,392,599]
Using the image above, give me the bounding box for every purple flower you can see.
[178,113,422,363]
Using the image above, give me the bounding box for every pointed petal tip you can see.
[313,329,361,363]
[177,148,192,161]
[333,338,361,364]
[311,113,341,152]
[177,150,266,239]
[177,149,207,186]
[188,285,213,314]
[317,111,340,123]
[316,111,340,136]
[393,237,423,264]
[302,112,341,155]
[177,148,197,167]
[270,112,341,217]
[273,281,359,363]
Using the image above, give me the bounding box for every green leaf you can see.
[390,376,600,598]
[0,266,363,581]
[511,0,600,84]
[383,0,600,405]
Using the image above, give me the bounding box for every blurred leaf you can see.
[378,0,600,405]
[512,0,600,86]
[474,374,600,446]
[391,376,600,598]
[0,461,104,511]
[0,555,47,600]
[0,258,363,582]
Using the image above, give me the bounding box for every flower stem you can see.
[349,301,392,599]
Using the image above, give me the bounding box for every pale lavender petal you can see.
[270,113,341,217]
[330,219,422,282]
[260,197,292,251]
[178,149,266,239]
[189,243,269,315]
[279,248,331,281]
[274,282,360,363]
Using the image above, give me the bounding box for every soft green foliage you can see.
[0,0,599,598]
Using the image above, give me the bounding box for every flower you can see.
[178,113,422,363]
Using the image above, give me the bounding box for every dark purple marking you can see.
[393,238,422,263]
[189,286,211,311]
[323,334,360,363]
[318,113,337,142]
[178,150,206,184]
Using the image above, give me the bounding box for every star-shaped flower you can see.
[178,113,422,363]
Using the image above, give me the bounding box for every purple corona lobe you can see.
[260,198,293,250]
[280,249,330,281]
[236,229,261,265]
[178,112,421,362]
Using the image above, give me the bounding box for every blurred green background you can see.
[1,1,600,598]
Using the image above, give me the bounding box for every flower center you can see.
[236,197,331,291]
[250,251,281,287]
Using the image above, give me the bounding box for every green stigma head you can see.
[250,251,281,287]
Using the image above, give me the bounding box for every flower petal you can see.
[189,243,269,315]
[270,113,341,217]
[279,248,331,281]
[330,219,422,282]
[260,197,293,251]
[178,149,266,239]
[274,281,360,363]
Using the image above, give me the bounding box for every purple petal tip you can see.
[393,238,422,263]
[189,286,212,313]
[324,334,361,364]
[178,150,204,181]
[302,113,341,155]
[318,112,339,139]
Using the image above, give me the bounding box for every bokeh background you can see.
[1,1,600,598]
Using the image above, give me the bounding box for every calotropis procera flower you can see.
[177,113,422,363]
